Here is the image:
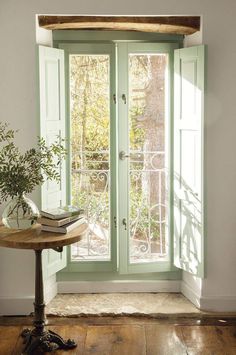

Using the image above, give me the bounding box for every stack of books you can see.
[38,205,85,234]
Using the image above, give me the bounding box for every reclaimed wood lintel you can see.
[38,16,200,35]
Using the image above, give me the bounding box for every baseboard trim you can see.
[0,296,34,316]
[0,276,58,316]
[57,280,181,293]
[181,281,236,312]
[200,295,236,312]
[181,281,201,309]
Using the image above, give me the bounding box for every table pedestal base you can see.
[21,328,76,354]
[20,250,77,354]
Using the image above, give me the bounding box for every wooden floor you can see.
[0,316,236,355]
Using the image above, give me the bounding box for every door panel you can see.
[38,45,67,278]
[59,43,117,273]
[174,45,205,277]
[69,53,111,261]
[118,43,178,274]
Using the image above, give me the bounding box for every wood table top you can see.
[0,223,88,250]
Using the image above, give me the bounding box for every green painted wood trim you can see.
[169,43,179,269]
[43,249,67,280]
[117,42,129,274]
[54,37,184,278]
[57,270,181,281]
[64,261,116,273]
[53,30,183,43]
[38,45,67,278]
[35,45,42,209]
[63,47,71,205]
[59,43,118,273]
[173,45,206,278]
[203,46,207,278]
[199,45,206,278]
[118,42,179,274]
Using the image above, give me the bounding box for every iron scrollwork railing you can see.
[71,150,168,262]
[129,151,168,263]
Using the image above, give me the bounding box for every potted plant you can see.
[0,122,67,229]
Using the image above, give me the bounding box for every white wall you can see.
[0,0,236,312]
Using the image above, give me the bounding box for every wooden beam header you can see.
[38,16,200,35]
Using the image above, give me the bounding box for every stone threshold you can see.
[46,292,228,318]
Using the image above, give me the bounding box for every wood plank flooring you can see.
[0,316,236,355]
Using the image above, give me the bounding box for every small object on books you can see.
[40,205,84,220]
[41,216,86,234]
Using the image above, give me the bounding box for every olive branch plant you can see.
[0,122,67,209]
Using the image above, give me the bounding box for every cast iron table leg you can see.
[21,249,77,354]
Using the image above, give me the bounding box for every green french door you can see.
[118,43,177,273]
[59,42,177,274]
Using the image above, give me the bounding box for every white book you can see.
[41,217,86,234]
[40,205,84,220]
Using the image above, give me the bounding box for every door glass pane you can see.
[70,54,110,261]
[129,53,168,263]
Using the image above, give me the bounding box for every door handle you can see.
[119,151,130,160]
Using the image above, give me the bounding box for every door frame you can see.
[57,36,181,275]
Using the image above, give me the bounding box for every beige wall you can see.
[0,0,236,312]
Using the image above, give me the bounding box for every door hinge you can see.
[114,216,117,228]
[122,94,127,104]
[122,218,127,230]
[113,94,117,104]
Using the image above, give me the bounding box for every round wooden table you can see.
[0,223,88,355]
